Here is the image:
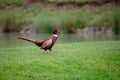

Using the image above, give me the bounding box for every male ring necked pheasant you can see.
[18,28,59,51]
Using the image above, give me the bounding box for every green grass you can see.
[0,41,120,80]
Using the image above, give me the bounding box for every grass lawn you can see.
[0,41,120,80]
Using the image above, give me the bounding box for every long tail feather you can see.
[17,37,36,43]
[17,37,43,47]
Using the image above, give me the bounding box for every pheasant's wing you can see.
[41,39,53,49]
[41,35,53,48]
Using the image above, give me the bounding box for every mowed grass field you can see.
[0,41,120,80]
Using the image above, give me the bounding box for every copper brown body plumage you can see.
[18,28,59,51]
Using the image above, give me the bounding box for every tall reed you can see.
[112,8,120,35]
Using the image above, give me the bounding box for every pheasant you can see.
[18,28,59,51]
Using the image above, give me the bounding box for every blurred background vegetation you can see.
[0,0,120,34]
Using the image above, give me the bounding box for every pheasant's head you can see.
[53,28,59,34]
